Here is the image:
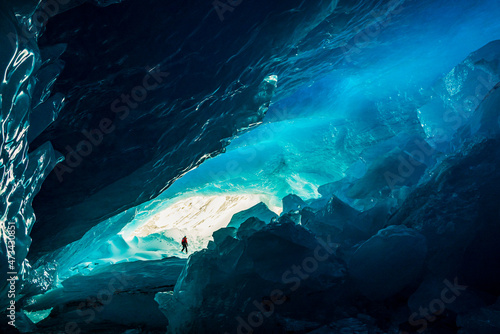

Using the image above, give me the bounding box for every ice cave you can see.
[1,0,500,333]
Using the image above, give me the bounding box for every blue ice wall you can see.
[148,0,500,207]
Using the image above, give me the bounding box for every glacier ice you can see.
[227,202,278,229]
[0,1,64,312]
[28,0,339,257]
[282,194,307,214]
[2,0,500,333]
[156,217,348,333]
[23,257,185,333]
[236,217,267,240]
[417,40,500,152]
[348,225,427,300]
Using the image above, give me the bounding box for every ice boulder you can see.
[408,276,484,316]
[317,196,359,228]
[456,297,500,334]
[282,194,308,213]
[304,196,360,240]
[22,257,185,333]
[236,217,266,239]
[388,137,500,290]
[348,225,427,300]
[310,199,390,245]
[227,202,278,228]
[212,227,237,246]
[157,221,348,333]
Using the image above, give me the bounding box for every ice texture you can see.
[0,2,63,308]
[2,0,500,332]
[28,0,337,257]
[156,218,348,333]
[348,225,427,300]
[227,202,278,229]
[417,40,500,152]
[23,257,185,333]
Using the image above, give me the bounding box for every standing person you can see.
[181,236,188,253]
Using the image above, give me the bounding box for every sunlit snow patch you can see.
[72,194,282,268]
[126,194,281,253]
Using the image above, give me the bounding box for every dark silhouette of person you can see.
[181,236,188,253]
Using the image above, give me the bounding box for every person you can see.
[181,236,188,253]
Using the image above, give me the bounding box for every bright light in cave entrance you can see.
[124,194,281,256]
[69,194,282,273]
